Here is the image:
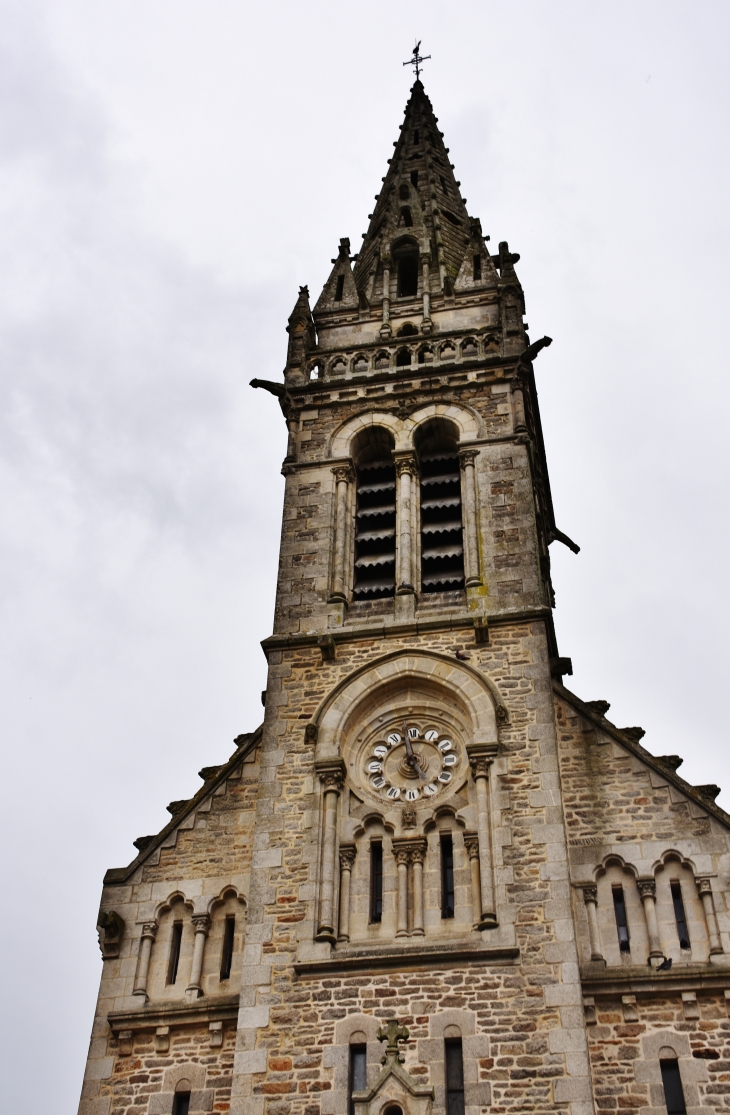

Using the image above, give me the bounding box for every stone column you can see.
[468,747,498,927]
[458,448,481,587]
[698,878,723,955]
[337,845,357,943]
[315,760,346,943]
[394,454,417,595]
[133,921,158,998]
[421,256,432,331]
[411,844,426,937]
[581,886,604,962]
[380,257,391,337]
[511,376,527,433]
[395,848,410,938]
[186,914,211,1000]
[330,463,354,603]
[637,879,663,962]
[464,834,482,930]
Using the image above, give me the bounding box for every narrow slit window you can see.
[671,881,690,949]
[410,170,419,188]
[334,274,345,302]
[612,887,630,952]
[660,1059,687,1115]
[473,254,482,281]
[220,915,235,980]
[440,175,450,194]
[167,921,183,985]
[397,254,419,297]
[444,1038,465,1115]
[172,1093,191,1115]
[400,206,413,227]
[349,1044,367,1115]
[370,842,383,923]
[413,129,419,144]
[441,835,455,918]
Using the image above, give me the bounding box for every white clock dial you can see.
[358,723,464,804]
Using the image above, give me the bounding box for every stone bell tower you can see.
[79,69,730,1115]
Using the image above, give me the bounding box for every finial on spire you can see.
[403,40,430,81]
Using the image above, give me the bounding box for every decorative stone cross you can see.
[377,1019,410,1065]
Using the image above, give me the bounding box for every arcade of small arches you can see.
[130,887,246,1003]
[308,331,500,381]
[329,410,483,601]
[577,852,725,967]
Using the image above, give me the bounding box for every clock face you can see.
[358,722,465,804]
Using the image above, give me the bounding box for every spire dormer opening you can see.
[393,237,419,299]
[334,274,345,302]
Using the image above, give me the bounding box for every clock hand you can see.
[403,722,416,765]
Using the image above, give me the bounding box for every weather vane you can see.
[403,41,430,80]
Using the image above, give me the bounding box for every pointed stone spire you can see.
[313,238,359,314]
[353,80,473,302]
[285,285,316,380]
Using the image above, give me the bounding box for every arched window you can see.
[352,428,396,600]
[397,322,418,337]
[393,237,419,298]
[399,206,413,227]
[395,347,411,367]
[416,420,465,593]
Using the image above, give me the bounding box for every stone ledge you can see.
[294,943,520,978]
[580,963,730,997]
[108,993,240,1034]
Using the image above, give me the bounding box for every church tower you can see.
[79,77,730,1115]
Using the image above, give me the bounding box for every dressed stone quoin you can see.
[79,75,730,1115]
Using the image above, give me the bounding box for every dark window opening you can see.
[441,835,455,918]
[442,210,461,226]
[445,1039,465,1115]
[370,842,383,922]
[671,881,690,949]
[440,175,450,194]
[397,322,418,336]
[334,274,345,302]
[397,255,418,297]
[173,1093,191,1115]
[167,921,183,985]
[473,255,482,281]
[417,421,464,594]
[660,1059,687,1115]
[400,206,413,228]
[418,347,433,365]
[220,915,235,980]
[413,129,419,144]
[353,428,396,601]
[349,1044,367,1115]
[396,348,411,367]
[399,183,410,200]
[410,170,419,188]
[613,887,630,952]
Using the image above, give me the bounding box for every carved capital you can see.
[140,921,159,941]
[458,448,479,469]
[697,877,714,896]
[192,914,211,936]
[339,844,357,871]
[582,885,598,905]
[409,846,426,866]
[393,452,417,478]
[395,848,410,867]
[464,833,480,859]
[466,743,499,780]
[637,879,656,901]
[315,758,346,792]
[332,463,355,485]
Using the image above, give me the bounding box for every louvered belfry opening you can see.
[417,419,465,593]
[353,427,396,600]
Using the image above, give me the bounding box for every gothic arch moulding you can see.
[311,649,503,761]
[206,885,247,916]
[328,411,406,459]
[405,402,483,443]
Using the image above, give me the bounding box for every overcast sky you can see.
[1,2,728,1110]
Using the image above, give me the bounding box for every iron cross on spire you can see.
[403,40,430,80]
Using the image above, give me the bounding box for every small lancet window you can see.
[397,255,418,297]
[413,129,419,144]
[417,420,465,594]
[441,835,455,918]
[660,1059,687,1115]
[671,881,690,949]
[334,274,345,302]
[370,842,383,922]
[220,915,235,980]
[400,206,414,227]
[396,347,411,367]
[440,175,450,194]
[410,170,419,188]
[444,1039,465,1115]
[349,1044,367,1115]
[173,1094,191,1115]
[167,921,183,985]
[473,254,482,281]
[612,886,630,952]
